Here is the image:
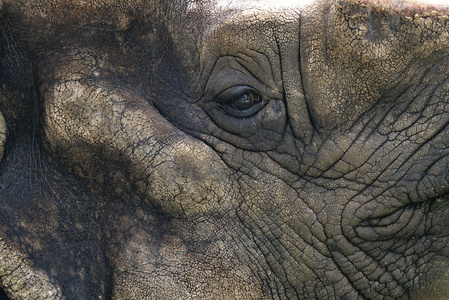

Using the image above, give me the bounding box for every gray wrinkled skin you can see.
[1,0,449,299]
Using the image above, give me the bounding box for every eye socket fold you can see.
[216,86,263,118]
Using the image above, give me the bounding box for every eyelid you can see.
[223,101,264,118]
[215,86,258,104]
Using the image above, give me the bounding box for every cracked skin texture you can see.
[1,0,449,298]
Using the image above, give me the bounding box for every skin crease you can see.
[1,0,449,299]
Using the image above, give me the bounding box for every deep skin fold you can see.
[0,0,449,299]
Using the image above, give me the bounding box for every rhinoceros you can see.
[0,0,449,299]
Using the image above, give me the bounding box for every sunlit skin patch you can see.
[360,0,449,15]
[213,0,317,10]
[217,0,449,9]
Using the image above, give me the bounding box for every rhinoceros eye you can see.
[229,90,260,110]
[217,86,263,118]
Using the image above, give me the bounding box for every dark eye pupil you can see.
[230,92,260,110]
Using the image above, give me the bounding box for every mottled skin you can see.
[1,0,449,299]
